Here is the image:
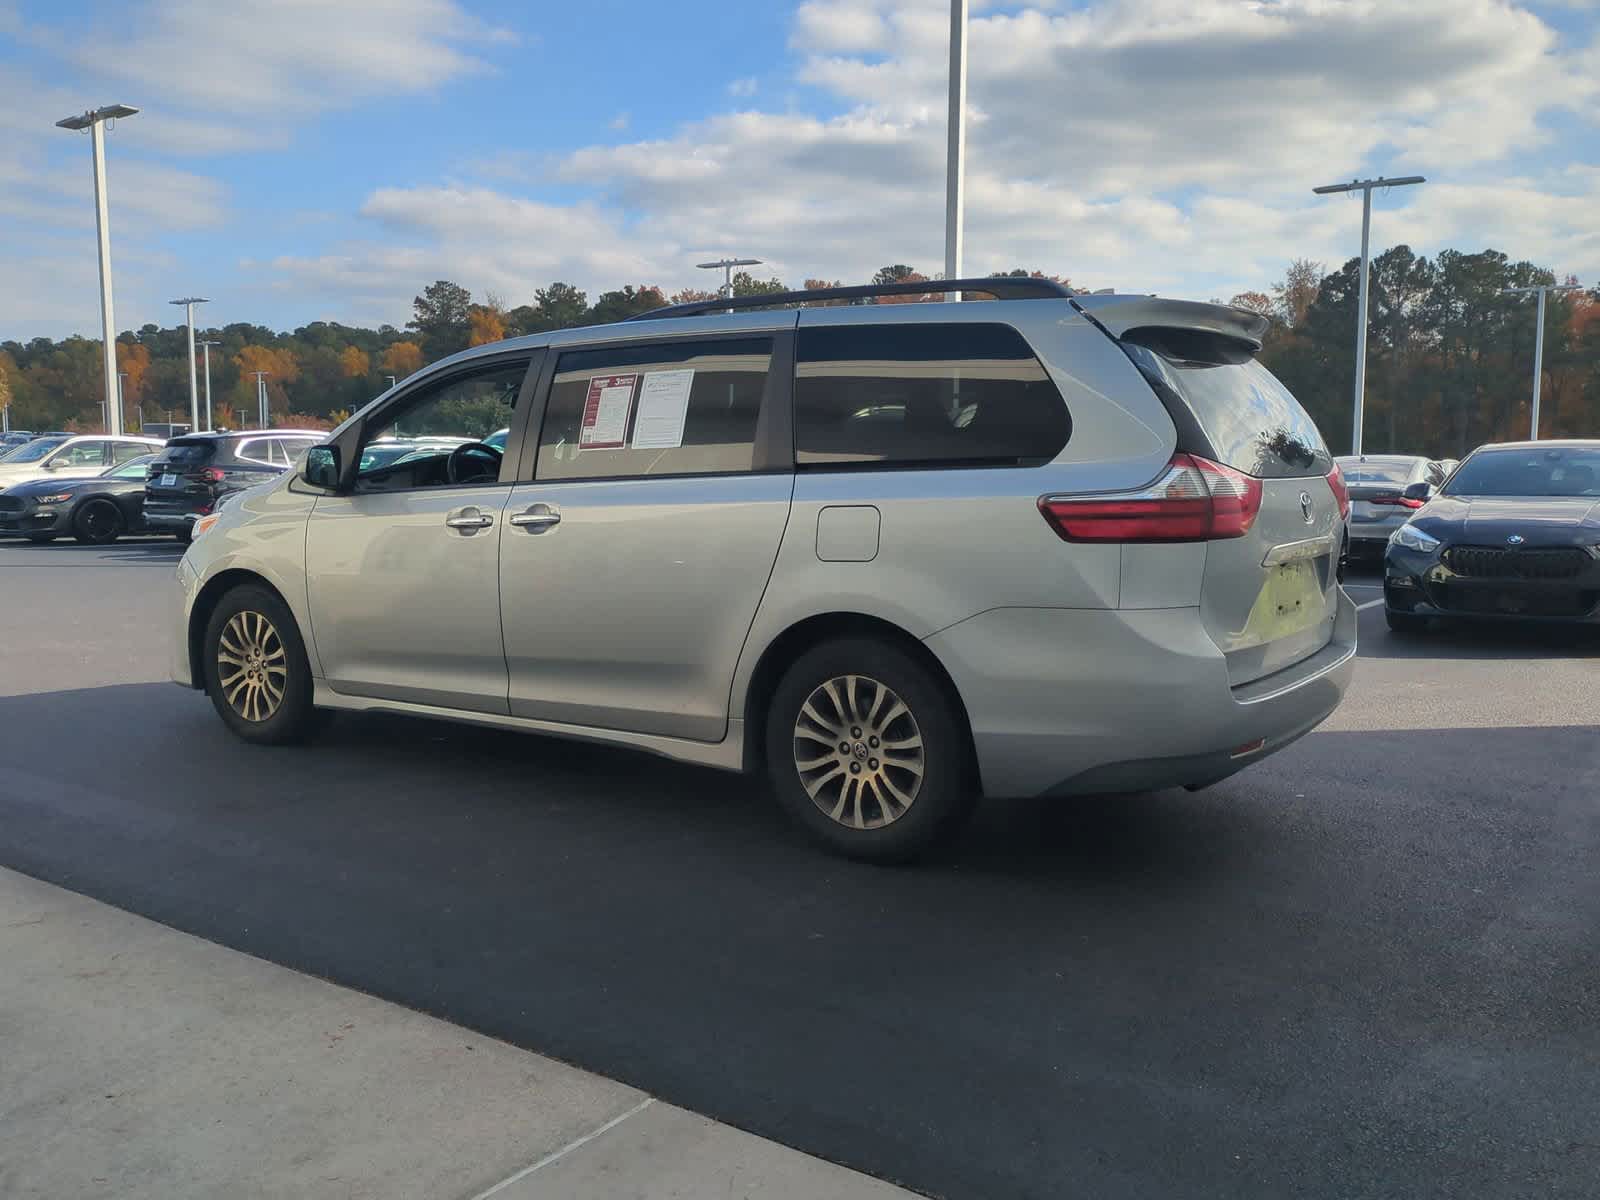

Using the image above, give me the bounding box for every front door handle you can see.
[509,504,560,532]
[445,510,495,531]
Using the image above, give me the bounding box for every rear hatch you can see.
[1080,300,1344,687]
[146,438,219,514]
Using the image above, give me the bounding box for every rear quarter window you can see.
[1123,331,1330,479]
[794,323,1069,468]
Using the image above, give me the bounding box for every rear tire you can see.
[73,498,125,545]
[202,584,318,745]
[1385,608,1428,634]
[765,637,975,863]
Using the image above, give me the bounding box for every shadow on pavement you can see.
[1362,616,1600,661]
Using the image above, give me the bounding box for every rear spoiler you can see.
[1070,295,1269,354]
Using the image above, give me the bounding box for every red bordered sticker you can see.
[579,374,637,449]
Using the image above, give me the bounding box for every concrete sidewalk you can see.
[0,868,919,1199]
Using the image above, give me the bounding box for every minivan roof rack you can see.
[627,276,1075,321]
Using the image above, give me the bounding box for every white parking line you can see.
[467,1097,656,1200]
[1356,597,1385,611]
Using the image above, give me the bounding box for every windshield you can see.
[107,455,158,478]
[1442,446,1600,497]
[2,436,68,463]
[1338,458,1417,485]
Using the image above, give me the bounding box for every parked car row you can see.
[0,430,320,544]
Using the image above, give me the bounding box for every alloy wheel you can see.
[792,674,925,830]
[217,610,288,723]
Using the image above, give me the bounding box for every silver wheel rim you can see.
[792,674,925,830]
[218,610,288,723]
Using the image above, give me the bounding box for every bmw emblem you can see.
[1506,534,1525,546]
[1299,491,1314,524]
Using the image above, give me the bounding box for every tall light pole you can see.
[1312,174,1425,454]
[117,372,127,431]
[170,297,208,434]
[943,0,968,302]
[56,104,139,437]
[197,339,221,431]
[1502,283,1584,440]
[250,371,269,430]
[696,257,762,299]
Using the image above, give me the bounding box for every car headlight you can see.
[1390,523,1441,553]
[32,492,74,505]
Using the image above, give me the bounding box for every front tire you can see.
[73,498,125,545]
[202,584,318,744]
[766,637,975,863]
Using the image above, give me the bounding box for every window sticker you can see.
[579,374,637,449]
[629,369,695,450]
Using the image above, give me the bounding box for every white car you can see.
[0,434,165,488]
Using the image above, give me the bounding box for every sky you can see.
[3,0,1598,342]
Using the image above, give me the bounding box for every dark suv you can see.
[145,431,322,541]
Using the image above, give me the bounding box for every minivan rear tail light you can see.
[199,467,226,484]
[1325,461,1351,520]
[1038,454,1263,543]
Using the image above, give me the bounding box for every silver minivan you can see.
[171,278,1355,861]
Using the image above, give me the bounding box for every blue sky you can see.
[3,0,1598,341]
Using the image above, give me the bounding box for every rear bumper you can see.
[144,510,197,533]
[925,590,1357,798]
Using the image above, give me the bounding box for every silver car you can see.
[170,278,1355,861]
[1337,454,1452,563]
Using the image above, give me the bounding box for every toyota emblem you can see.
[1506,534,1525,546]
[1299,491,1314,524]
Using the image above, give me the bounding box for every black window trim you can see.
[520,327,795,486]
[791,319,1069,473]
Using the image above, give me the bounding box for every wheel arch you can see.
[186,569,295,690]
[737,611,977,776]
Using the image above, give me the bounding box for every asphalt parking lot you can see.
[2,538,1597,1200]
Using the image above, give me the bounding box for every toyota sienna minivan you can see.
[170,278,1355,861]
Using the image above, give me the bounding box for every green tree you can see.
[408,280,473,360]
[589,285,666,324]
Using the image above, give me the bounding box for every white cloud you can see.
[67,0,512,129]
[609,112,631,131]
[728,76,759,98]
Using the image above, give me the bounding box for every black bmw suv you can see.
[145,430,322,541]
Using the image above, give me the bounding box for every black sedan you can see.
[0,454,158,544]
[1384,440,1600,632]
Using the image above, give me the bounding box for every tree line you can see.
[2,250,1594,454]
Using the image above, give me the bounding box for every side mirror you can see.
[302,445,341,490]
[1402,481,1433,502]
[43,457,67,470]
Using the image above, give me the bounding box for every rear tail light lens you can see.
[1325,461,1351,520]
[1370,494,1424,509]
[199,467,226,484]
[1039,454,1263,543]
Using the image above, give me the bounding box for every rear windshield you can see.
[2,436,67,463]
[161,440,217,465]
[1443,446,1600,497]
[1338,459,1416,485]
[1123,331,1331,479]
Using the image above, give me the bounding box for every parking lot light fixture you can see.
[197,340,221,432]
[56,104,139,437]
[170,298,209,434]
[1312,175,1426,455]
[696,258,762,309]
[1501,283,1584,440]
